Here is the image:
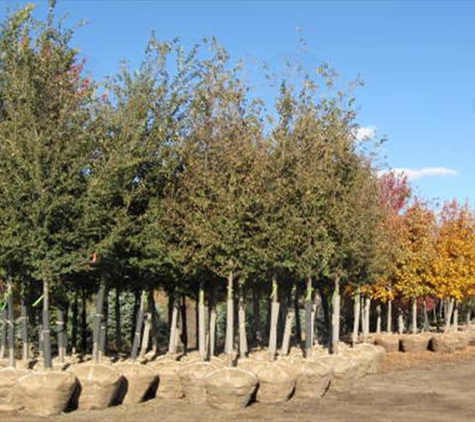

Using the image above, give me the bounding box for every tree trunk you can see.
[268,275,280,360]
[7,282,15,368]
[397,307,404,334]
[444,298,455,332]
[115,287,122,353]
[198,281,206,359]
[0,309,6,359]
[305,277,313,357]
[466,309,471,326]
[294,285,302,345]
[351,287,361,345]
[376,304,382,334]
[131,289,140,346]
[21,295,29,361]
[92,280,106,363]
[168,295,179,355]
[423,299,430,332]
[411,297,417,334]
[42,279,52,369]
[362,296,371,342]
[57,307,66,363]
[71,289,79,354]
[238,284,248,358]
[331,277,341,354]
[280,285,295,356]
[99,292,108,360]
[209,296,217,357]
[252,284,262,347]
[387,300,393,333]
[313,289,322,346]
[131,291,146,361]
[0,313,5,360]
[224,271,235,361]
[139,311,151,358]
[147,291,160,356]
[81,288,87,355]
[453,301,459,331]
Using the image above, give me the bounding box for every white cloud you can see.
[355,126,377,141]
[390,167,459,181]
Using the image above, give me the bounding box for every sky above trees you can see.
[2,0,474,204]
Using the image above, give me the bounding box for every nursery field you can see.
[2,348,475,422]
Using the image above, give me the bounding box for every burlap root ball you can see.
[354,343,386,374]
[114,362,158,405]
[237,361,295,404]
[68,363,123,411]
[400,334,430,353]
[292,360,333,399]
[205,367,258,410]
[0,368,29,412]
[373,335,400,353]
[148,359,184,400]
[178,361,218,404]
[18,370,78,416]
[317,355,357,394]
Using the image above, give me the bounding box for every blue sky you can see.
[3,0,475,204]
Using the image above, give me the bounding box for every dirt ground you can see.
[3,347,475,422]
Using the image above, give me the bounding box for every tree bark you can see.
[42,279,52,369]
[224,271,235,361]
[71,289,79,354]
[92,279,106,363]
[305,277,313,357]
[21,295,29,361]
[168,294,179,355]
[57,307,66,363]
[139,311,151,358]
[81,288,87,355]
[280,284,295,356]
[331,276,341,354]
[252,284,262,347]
[0,309,6,359]
[268,275,280,360]
[7,282,15,368]
[453,301,459,331]
[444,298,455,332]
[386,300,393,333]
[238,284,248,358]
[397,307,404,334]
[198,281,206,359]
[115,287,122,353]
[131,291,146,360]
[411,297,417,334]
[376,304,382,334]
[351,287,361,345]
[147,291,160,356]
[423,299,430,332]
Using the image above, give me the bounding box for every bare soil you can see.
[3,347,475,422]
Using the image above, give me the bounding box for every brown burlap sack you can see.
[148,359,183,400]
[430,334,460,353]
[178,351,202,363]
[68,363,123,411]
[205,367,258,410]
[292,360,333,399]
[114,363,158,405]
[400,334,430,353]
[237,361,295,404]
[374,335,400,353]
[178,362,218,404]
[210,356,226,367]
[317,355,357,394]
[0,368,29,412]
[18,370,78,416]
[465,330,475,346]
[354,343,386,374]
[342,349,372,379]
